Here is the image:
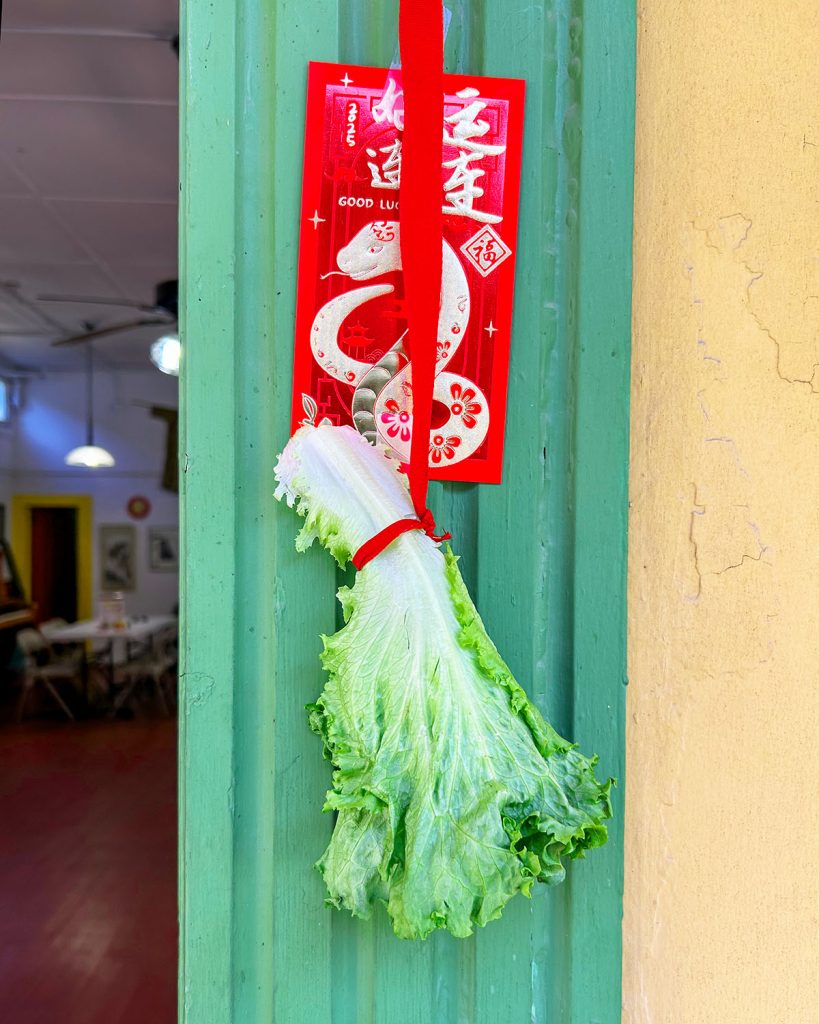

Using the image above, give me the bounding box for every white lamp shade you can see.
[150,333,181,376]
[64,444,116,468]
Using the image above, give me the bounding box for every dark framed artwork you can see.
[99,524,136,592]
[149,526,179,572]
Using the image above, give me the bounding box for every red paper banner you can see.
[291,61,525,484]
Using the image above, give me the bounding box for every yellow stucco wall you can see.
[625,2,819,1021]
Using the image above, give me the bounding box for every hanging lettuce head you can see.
[274,423,612,940]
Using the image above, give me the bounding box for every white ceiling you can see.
[0,1,179,371]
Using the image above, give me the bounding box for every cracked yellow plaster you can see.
[625,2,819,1023]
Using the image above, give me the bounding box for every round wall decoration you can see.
[126,495,152,520]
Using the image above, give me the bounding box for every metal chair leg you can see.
[155,673,170,717]
[15,680,32,723]
[43,680,75,721]
[110,677,139,716]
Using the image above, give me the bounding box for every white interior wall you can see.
[0,368,178,618]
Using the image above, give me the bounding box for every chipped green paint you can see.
[178,2,634,1022]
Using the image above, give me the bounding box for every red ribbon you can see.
[352,512,451,572]
[353,0,447,571]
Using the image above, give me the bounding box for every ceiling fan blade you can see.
[37,292,157,312]
[0,329,55,337]
[50,318,172,347]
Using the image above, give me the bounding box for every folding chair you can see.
[110,626,178,716]
[15,627,83,722]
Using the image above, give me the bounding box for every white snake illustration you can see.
[310,220,489,468]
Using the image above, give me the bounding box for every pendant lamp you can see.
[64,345,115,468]
[150,332,180,376]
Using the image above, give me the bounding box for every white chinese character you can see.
[442,87,506,224]
[366,140,402,190]
[372,77,405,131]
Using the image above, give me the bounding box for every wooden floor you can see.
[0,719,176,1023]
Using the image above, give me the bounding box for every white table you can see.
[46,615,177,645]
[46,616,177,712]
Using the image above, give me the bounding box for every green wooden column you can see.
[179,3,634,1023]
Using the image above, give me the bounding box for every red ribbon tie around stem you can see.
[352,511,451,572]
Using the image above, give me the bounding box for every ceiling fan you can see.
[38,279,178,348]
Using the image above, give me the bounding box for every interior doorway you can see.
[10,495,93,621]
[29,507,78,623]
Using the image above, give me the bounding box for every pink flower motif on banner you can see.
[449,382,482,429]
[429,434,461,463]
[380,399,412,442]
[436,339,451,363]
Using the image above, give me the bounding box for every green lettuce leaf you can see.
[275,424,612,940]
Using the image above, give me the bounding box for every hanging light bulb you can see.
[150,332,180,376]
[65,345,115,468]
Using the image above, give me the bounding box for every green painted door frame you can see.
[179,3,635,1023]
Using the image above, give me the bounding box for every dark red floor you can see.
[0,719,177,1024]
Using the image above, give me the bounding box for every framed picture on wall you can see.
[99,524,137,592]
[149,526,179,572]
